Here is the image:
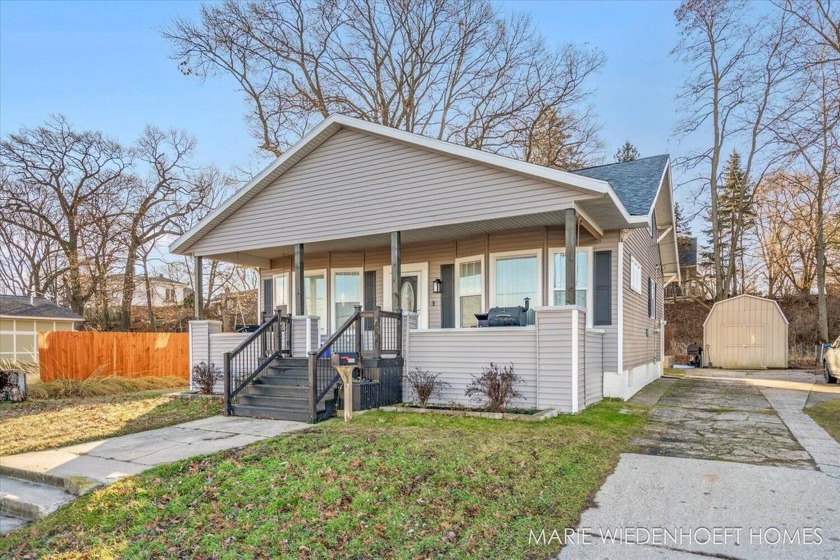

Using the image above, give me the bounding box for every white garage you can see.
[703,295,788,369]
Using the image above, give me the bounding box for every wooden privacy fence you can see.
[38,331,189,381]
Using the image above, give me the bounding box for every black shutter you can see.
[262,278,273,320]
[594,251,612,326]
[364,271,376,329]
[440,264,455,328]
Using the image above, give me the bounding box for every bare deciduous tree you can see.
[118,126,215,329]
[674,0,794,300]
[164,0,604,163]
[0,115,131,314]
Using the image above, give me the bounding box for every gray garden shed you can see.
[703,294,788,369]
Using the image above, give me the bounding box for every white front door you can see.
[383,263,428,329]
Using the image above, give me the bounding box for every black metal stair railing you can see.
[307,305,403,422]
[223,312,291,415]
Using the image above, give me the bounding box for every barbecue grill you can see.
[476,298,531,327]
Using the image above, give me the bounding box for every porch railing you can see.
[223,311,292,415]
[307,305,403,422]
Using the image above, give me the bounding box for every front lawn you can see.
[0,400,647,559]
[804,398,840,443]
[0,391,221,456]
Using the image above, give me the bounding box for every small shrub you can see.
[465,362,523,412]
[405,367,449,407]
[192,362,220,395]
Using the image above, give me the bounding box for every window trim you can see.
[272,271,291,311]
[548,246,594,326]
[488,249,543,309]
[302,268,327,333]
[330,267,364,332]
[630,255,642,294]
[454,255,486,328]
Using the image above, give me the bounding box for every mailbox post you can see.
[330,353,357,422]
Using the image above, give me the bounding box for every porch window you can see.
[491,251,541,324]
[456,258,483,327]
[332,270,362,329]
[552,250,589,307]
[273,272,290,312]
[304,272,327,334]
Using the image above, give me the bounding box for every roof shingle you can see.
[572,154,669,216]
[0,295,84,321]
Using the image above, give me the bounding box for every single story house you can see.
[174,115,679,421]
[0,295,83,364]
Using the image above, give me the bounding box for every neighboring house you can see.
[107,274,189,308]
[665,236,701,299]
[0,295,83,364]
[174,115,679,421]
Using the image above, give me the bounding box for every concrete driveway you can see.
[559,369,840,560]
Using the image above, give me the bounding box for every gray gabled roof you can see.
[571,154,670,216]
[0,295,84,321]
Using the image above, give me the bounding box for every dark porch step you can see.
[266,365,309,377]
[256,374,309,387]
[243,384,310,398]
[237,394,310,409]
[271,357,310,368]
[230,403,313,422]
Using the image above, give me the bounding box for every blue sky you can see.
[1,0,688,194]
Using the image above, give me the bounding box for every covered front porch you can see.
[187,208,616,416]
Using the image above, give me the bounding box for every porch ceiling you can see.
[202,209,604,266]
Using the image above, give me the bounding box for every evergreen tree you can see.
[705,150,756,296]
[614,141,640,162]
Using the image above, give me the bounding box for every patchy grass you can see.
[663,367,688,378]
[0,400,648,559]
[804,398,840,443]
[0,391,221,456]
[27,374,188,399]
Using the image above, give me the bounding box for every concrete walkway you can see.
[2,415,309,485]
[560,369,840,560]
[1,415,309,532]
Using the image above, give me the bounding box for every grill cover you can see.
[480,306,528,327]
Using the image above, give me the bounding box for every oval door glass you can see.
[400,279,417,312]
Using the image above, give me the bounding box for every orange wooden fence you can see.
[38,331,189,381]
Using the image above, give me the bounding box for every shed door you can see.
[722,325,766,368]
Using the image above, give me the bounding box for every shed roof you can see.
[0,295,84,321]
[702,294,789,327]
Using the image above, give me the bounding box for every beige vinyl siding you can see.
[703,295,788,368]
[534,308,575,412]
[405,328,539,408]
[622,228,663,371]
[190,129,596,255]
[584,329,605,406]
